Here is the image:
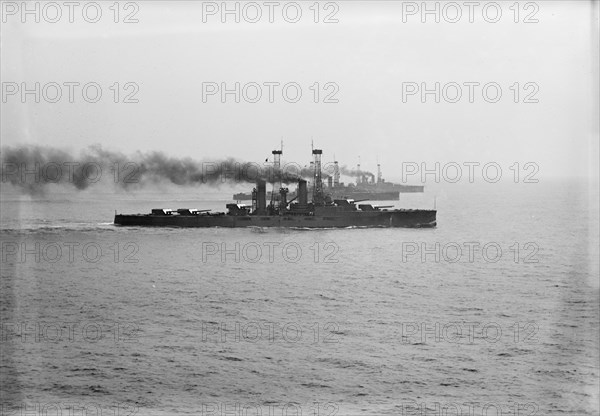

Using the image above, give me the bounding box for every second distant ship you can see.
[233,161,423,201]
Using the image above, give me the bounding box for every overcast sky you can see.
[2,1,598,179]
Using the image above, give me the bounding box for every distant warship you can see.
[233,160,422,201]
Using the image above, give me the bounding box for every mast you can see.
[312,149,324,205]
[333,160,340,187]
[271,147,283,207]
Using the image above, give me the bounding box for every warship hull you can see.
[330,191,399,201]
[116,148,436,230]
[393,185,424,193]
[114,209,436,228]
[234,190,406,201]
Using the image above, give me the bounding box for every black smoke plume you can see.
[339,165,375,181]
[1,145,309,195]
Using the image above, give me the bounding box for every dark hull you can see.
[234,190,403,201]
[233,193,253,200]
[330,191,399,201]
[393,185,424,193]
[114,210,436,228]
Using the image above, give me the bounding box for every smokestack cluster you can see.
[298,179,308,206]
[256,180,267,214]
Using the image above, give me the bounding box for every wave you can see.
[0,223,118,235]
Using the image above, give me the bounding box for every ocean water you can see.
[1,180,598,415]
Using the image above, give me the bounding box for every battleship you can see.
[233,160,422,201]
[114,149,436,228]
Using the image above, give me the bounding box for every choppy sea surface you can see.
[1,180,598,415]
